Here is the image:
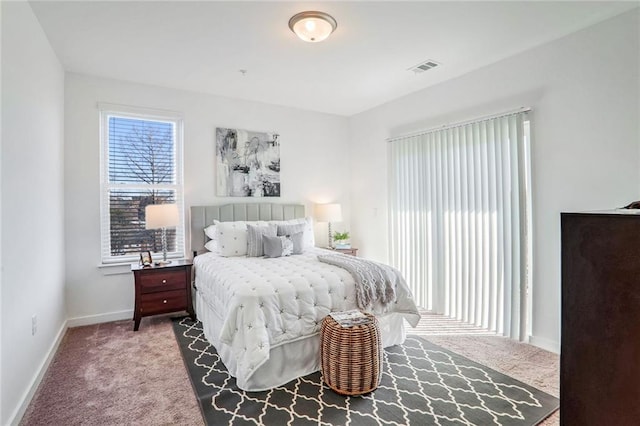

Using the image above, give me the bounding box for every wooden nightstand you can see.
[131,259,195,331]
[333,247,358,256]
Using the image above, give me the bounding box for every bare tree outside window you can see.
[108,117,177,256]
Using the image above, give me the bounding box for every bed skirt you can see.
[195,290,407,392]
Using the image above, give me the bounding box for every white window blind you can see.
[99,105,185,264]
[389,111,530,340]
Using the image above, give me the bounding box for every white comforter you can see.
[194,247,420,382]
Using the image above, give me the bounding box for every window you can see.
[389,110,531,340]
[99,104,184,264]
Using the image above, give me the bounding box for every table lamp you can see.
[315,203,342,248]
[145,204,179,264]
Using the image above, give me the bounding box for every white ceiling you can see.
[29,1,637,116]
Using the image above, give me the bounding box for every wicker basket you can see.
[320,312,382,396]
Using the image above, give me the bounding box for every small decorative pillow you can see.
[263,232,304,258]
[271,217,315,248]
[247,224,277,257]
[276,224,307,254]
[277,223,305,239]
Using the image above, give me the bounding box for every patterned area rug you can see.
[172,318,558,425]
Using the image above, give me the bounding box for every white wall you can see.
[64,74,350,321]
[348,9,640,352]
[1,2,66,423]
[0,3,4,422]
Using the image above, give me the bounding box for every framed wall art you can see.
[215,127,280,197]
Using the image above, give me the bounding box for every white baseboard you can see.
[67,309,133,328]
[8,320,68,426]
[529,335,560,354]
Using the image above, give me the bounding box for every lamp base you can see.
[328,222,334,249]
[157,227,171,266]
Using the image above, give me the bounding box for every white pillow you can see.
[216,222,248,257]
[213,220,269,257]
[204,224,217,240]
[204,240,219,253]
[270,217,315,248]
[203,225,219,254]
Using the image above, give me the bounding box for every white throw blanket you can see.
[317,254,399,310]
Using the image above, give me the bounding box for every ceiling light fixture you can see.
[288,11,337,43]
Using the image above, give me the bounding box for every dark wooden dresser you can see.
[131,259,195,331]
[561,211,640,425]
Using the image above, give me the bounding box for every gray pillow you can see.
[286,231,304,254]
[247,224,277,257]
[263,232,304,258]
[277,223,305,238]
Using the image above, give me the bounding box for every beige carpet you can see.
[20,316,202,425]
[21,313,558,425]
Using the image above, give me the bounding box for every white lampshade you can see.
[145,204,179,229]
[288,11,337,43]
[315,203,342,223]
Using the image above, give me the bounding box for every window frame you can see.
[99,103,185,265]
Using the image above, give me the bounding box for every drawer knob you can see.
[163,300,167,304]
[162,279,167,284]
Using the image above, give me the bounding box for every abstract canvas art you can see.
[215,127,280,197]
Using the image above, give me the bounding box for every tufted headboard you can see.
[190,203,306,255]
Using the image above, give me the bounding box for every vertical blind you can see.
[100,107,185,263]
[389,111,530,340]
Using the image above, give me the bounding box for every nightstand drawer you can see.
[139,290,187,315]
[139,270,185,293]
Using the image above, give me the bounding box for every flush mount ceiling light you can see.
[288,11,337,43]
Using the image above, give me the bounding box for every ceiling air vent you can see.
[409,60,440,74]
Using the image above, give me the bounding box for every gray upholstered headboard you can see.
[190,203,305,254]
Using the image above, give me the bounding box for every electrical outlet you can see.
[32,315,37,336]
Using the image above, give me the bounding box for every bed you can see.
[190,203,420,391]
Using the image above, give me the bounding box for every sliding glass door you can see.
[389,111,531,340]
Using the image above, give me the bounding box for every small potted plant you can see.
[333,231,350,249]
